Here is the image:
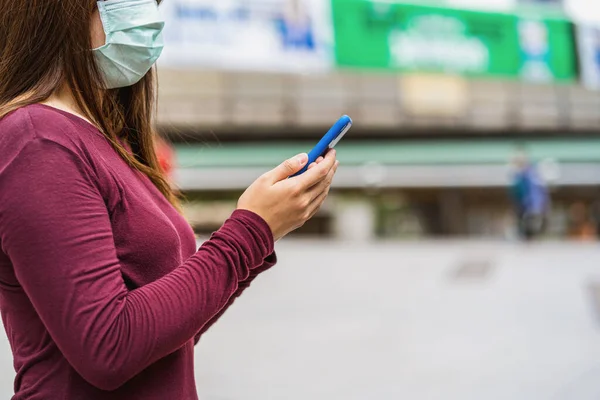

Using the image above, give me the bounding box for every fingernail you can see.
[297,153,308,165]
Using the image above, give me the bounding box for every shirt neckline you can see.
[33,103,103,134]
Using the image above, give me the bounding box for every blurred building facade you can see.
[155,0,600,240]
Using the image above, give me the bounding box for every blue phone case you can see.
[292,115,353,177]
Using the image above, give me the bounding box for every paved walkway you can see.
[2,241,600,399]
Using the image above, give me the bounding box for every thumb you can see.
[265,153,308,183]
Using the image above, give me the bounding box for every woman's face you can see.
[90,9,106,49]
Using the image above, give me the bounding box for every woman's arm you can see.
[0,138,274,391]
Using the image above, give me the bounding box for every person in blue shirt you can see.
[510,151,550,240]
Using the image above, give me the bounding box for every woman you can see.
[0,0,338,399]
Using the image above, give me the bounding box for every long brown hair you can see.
[0,0,179,208]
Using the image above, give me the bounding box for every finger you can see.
[264,153,308,183]
[293,150,336,191]
[307,188,330,220]
[308,159,339,200]
[308,155,326,170]
[304,160,338,220]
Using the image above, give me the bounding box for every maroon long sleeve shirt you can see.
[0,104,277,399]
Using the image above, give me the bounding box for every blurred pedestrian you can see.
[509,150,550,241]
[0,1,339,399]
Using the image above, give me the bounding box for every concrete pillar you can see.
[332,198,376,241]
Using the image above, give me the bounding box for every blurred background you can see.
[7,0,600,399]
[155,0,600,242]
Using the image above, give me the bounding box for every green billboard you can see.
[332,0,576,81]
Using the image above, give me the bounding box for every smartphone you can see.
[291,115,353,177]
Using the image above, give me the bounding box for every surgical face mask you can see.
[93,0,165,89]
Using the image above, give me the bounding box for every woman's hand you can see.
[237,150,339,241]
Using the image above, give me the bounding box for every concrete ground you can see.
[2,241,600,399]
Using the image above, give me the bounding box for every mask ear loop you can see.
[93,1,113,49]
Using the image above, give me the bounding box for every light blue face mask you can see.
[93,0,165,89]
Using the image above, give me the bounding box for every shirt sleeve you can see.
[0,138,275,391]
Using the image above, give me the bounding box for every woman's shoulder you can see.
[1,104,97,146]
[0,104,99,173]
